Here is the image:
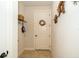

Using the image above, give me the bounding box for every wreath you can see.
[39,20,46,26]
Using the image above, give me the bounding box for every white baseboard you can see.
[24,48,35,50]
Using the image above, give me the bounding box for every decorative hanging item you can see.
[18,14,27,33]
[39,20,46,26]
[54,15,58,24]
[57,1,65,17]
[21,22,26,33]
[54,1,65,24]
[18,14,27,24]
[18,14,24,22]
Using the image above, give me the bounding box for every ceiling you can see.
[19,1,52,6]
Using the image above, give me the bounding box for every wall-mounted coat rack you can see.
[18,14,26,33]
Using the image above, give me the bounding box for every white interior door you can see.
[34,10,51,49]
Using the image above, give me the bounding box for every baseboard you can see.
[18,49,24,57]
[24,48,35,50]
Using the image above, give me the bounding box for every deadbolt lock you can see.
[35,35,37,37]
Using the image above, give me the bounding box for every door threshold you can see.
[35,49,51,51]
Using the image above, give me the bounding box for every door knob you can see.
[0,50,8,58]
[35,35,37,37]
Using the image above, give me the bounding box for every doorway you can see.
[18,1,52,58]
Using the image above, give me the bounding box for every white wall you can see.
[51,1,79,57]
[0,1,18,58]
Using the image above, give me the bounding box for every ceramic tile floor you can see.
[19,50,52,58]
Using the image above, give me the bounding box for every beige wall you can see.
[18,2,25,55]
[51,1,79,57]
[24,6,34,50]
